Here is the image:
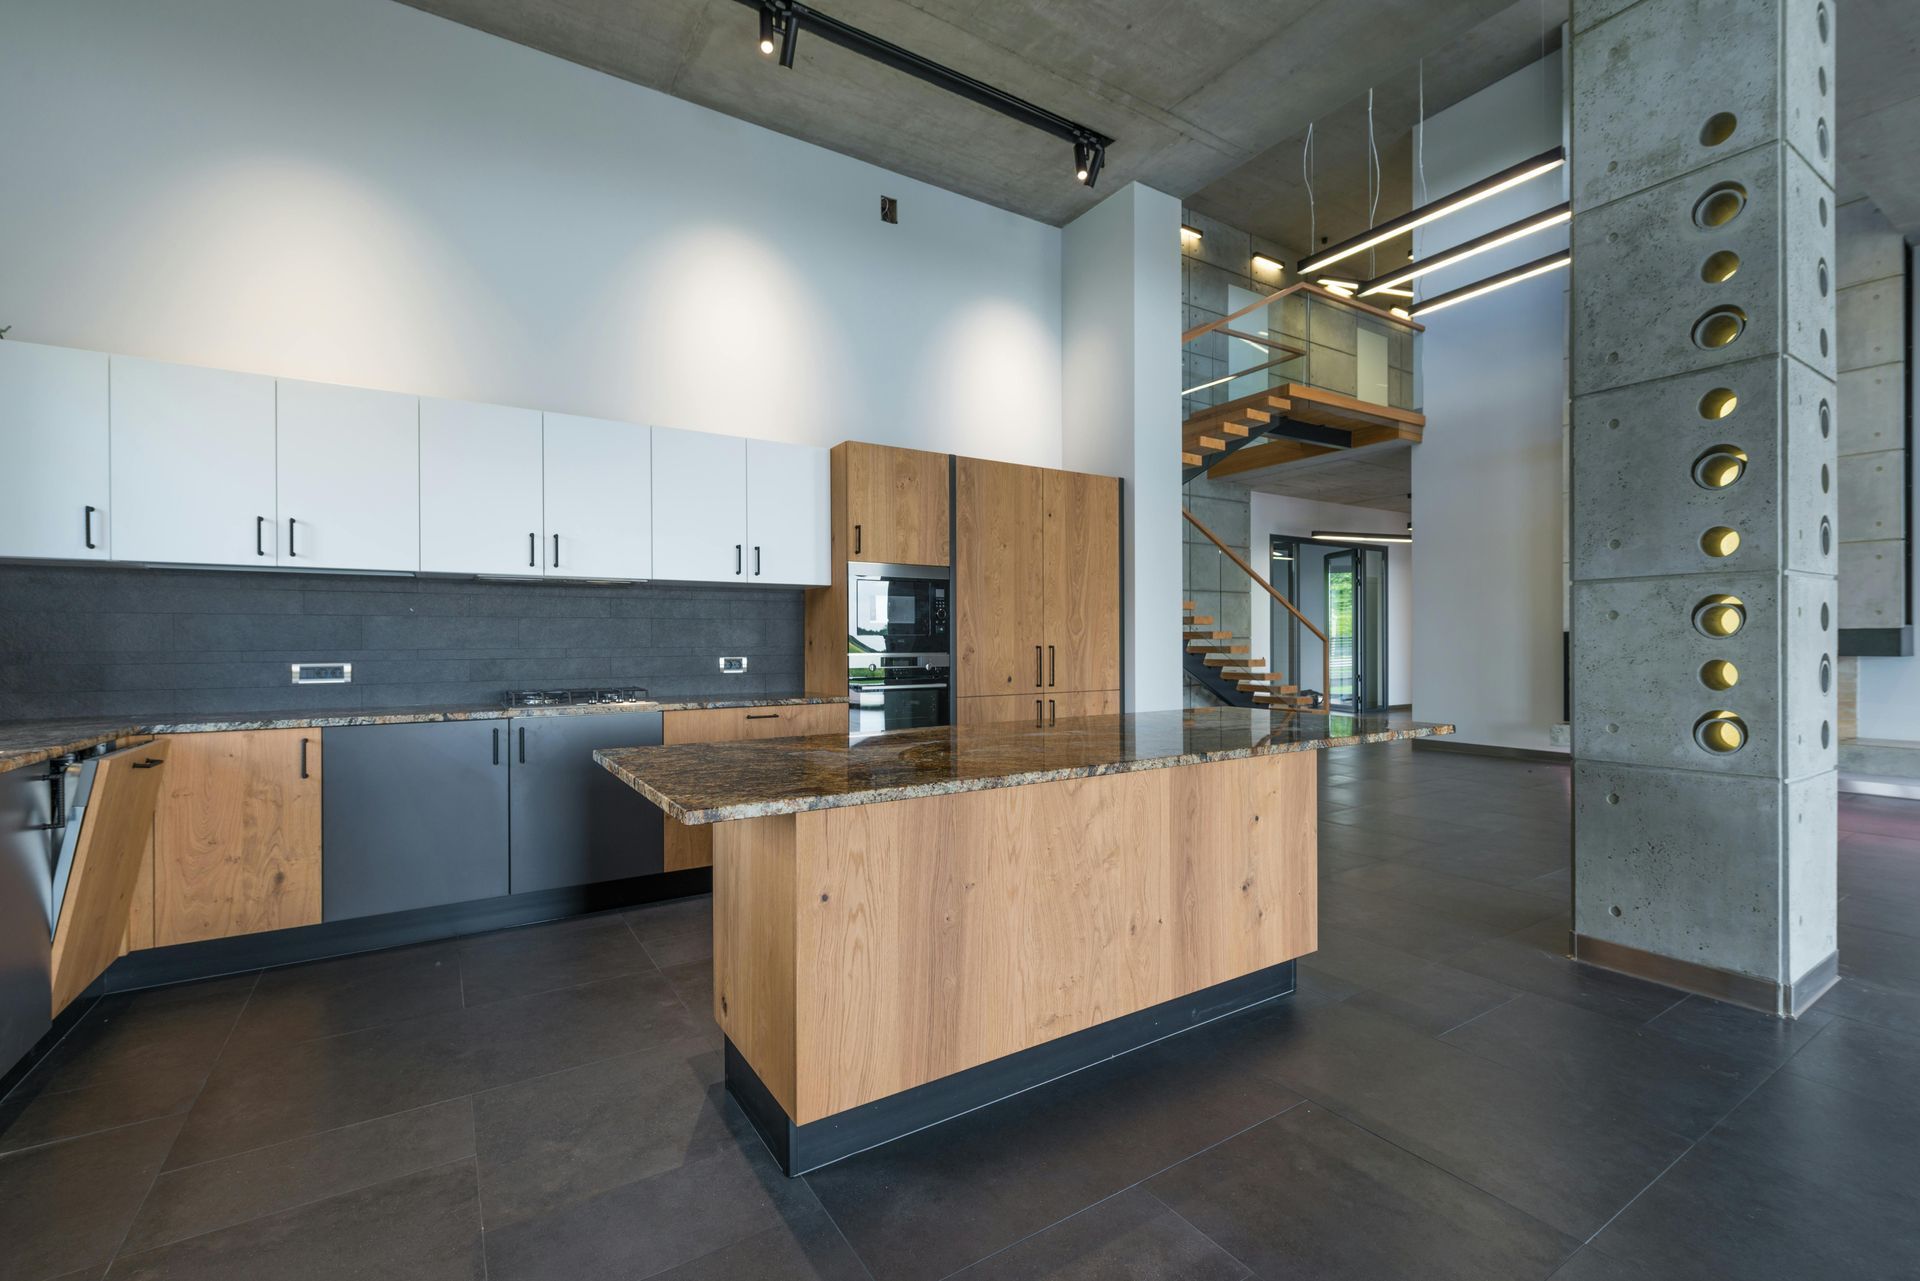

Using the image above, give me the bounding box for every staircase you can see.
[1183,602,1317,711]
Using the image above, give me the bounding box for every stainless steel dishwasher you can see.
[0,763,57,1075]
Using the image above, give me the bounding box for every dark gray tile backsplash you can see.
[0,565,806,721]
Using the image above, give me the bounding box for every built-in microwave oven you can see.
[848,563,951,731]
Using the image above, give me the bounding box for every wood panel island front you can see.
[597,707,1449,1174]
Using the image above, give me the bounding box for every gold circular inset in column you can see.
[1701,250,1741,283]
[1700,659,1739,691]
[1693,183,1748,228]
[1693,710,1747,754]
[1700,112,1738,147]
[1691,306,1748,350]
[1698,387,1739,419]
[1701,526,1741,557]
[1692,594,1746,637]
[1691,445,1749,489]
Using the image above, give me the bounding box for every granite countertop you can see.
[0,693,847,776]
[595,707,1453,824]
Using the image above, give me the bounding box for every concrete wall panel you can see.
[1838,540,1905,628]
[1837,277,1905,372]
[1837,451,1905,545]
[1837,365,1903,454]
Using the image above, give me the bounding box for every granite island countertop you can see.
[595,707,1452,824]
[0,692,847,776]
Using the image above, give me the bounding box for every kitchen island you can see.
[598,706,1449,1174]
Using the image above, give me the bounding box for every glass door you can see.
[1324,551,1358,710]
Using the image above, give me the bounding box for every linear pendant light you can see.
[1296,145,1566,276]
[1358,202,1571,297]
[1409,249,1571,317]
[1309,530,1412,544]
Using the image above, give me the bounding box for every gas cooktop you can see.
[503,686,650,708]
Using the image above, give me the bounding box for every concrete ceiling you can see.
[394,0,1540,230]
[1223,443,1413,514]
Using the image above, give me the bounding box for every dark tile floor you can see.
[5,743,1919,1280]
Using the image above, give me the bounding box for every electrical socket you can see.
[719,657,748,674]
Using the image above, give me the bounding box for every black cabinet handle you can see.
[1035,699,1043,728]
[287,517,297,558]
[1048,646,1056,688]
[256,515,266,557]
[519,726,527,763]
[753,545,762,576]
[1049,699,1057,727]
[854,524,862,555]
[528,533,536,568]
[85,506,98,550]
[1035,645,1043,687]
[492,727,500,765]
[299,737,310,779]
[131,758,163,770]
[745,713,780,720]
[552,533,560,568]
[735,543,743,575]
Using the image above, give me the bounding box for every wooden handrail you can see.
[1183,508,1333,709]
[1182,280,1423,346]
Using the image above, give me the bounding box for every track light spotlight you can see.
[758,6,776,53]
[779,8,801,66]
[1074,140,1091,182]
[1082,141,1105,187]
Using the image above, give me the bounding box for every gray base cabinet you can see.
[323,720,510,921]
[508,712,664,893]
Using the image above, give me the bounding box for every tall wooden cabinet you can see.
[954,458,1120,721]
[843,442,950,565]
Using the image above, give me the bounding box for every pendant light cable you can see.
[1304,121,1317,252]
[1366,88,1381,278]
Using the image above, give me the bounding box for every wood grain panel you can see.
[661,702,849,871]
[121,821,155,955]
[713,813,798,1115]
[845,442,950,566]
[1043,469,1121,695]
[51,739,171,1014]
[953,692,1045,726]
[153,729,322,948]
[1045,690,1122,722]
[954,457,1044,697]
[785,752,1316,1121]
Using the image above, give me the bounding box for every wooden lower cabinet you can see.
[954,689,1120,726]
[152,729,323,948]
[662,702,849,871]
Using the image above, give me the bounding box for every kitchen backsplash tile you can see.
[0,565,805,721]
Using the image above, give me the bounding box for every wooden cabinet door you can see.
[277,379,420,572]
[419,397,544,576]
[954,458,1044,697]
[1043,689,1121,723]
[747,439,830,586]
[652,426,748,582]
[0,341,110,560]
[51,739,171,1014]
[953,693,1046,726]
[544,412,652,581]
[110,356,277,567]
[1043,470,1122,695]
[660,702,849,870]
[154,730,322,947]
[845,443,950,565]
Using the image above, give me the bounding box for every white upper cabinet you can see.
[277,379,420,573]
[0,341,111,561]
[419,397,544,576]
[110,355,277,567]
[651,426,748,583]
[746,439,830,586]
[543,413,651,581]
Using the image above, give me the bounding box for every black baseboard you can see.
[0,993,98,1104]
[1412,737,1570,764]
[98,869,712,994]
[727,959,1297,1177]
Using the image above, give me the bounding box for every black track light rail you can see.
[740,0,1113,182]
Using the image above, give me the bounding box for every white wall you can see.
[1410,51,1569,750]
[0,0,1063,465]
[1248,493,1413,705]
[1063,184,1184,712]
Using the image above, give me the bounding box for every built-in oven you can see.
[848,563,951,731]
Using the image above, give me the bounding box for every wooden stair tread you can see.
[1183,615,1214,626]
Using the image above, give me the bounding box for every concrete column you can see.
[1568,0,1839,1015]
[1062,182,1185,713]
